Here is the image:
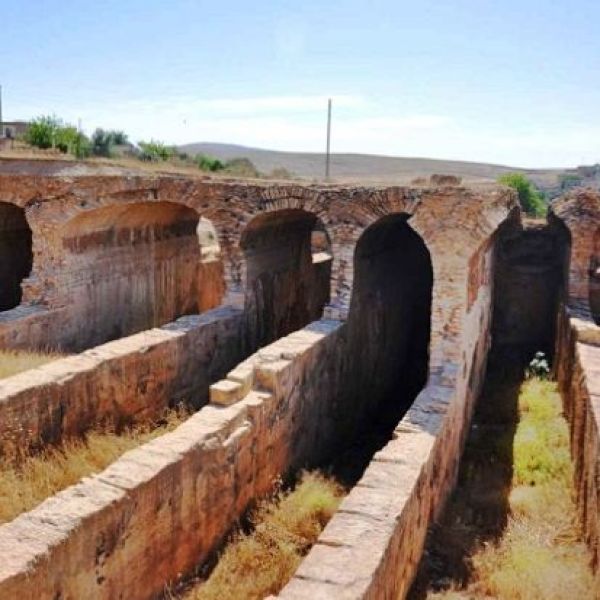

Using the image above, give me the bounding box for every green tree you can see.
[110,130,129,145]
[24,115,61,149]
[498,173,546,216]
[91,129,130,157]
[91,129,113,157]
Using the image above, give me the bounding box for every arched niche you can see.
[346,214,433,422]
[0,202,32,311]
[241,208,332,348]
[60,201,201,348]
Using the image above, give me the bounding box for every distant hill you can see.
[179,142,577,192]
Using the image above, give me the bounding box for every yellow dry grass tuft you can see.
[0,349,63,379]
[179,471,345,600]
[0,407,188,524]
[431,378,595,599]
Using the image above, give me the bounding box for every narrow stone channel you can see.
[408,346,595,599]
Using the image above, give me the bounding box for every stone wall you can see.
[552,189,598,309]
[57,202,203,350]
[277,236,496,599]
[0,166,518,599]
[0,320,348,600]
[555,305,600,587]
[0,193,512,599]
[550,191,600,587]
[0,306,245,461]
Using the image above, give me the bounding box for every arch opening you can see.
[346,214,433,428]
[241,209,332,349]
[0,202,32,311]
[493,214,572,354]
[60,201,202,349]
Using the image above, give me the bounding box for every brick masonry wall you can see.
[552,191,600,585]
[0,167,517,599]
[552,189,600,308]
[0,169,513,351]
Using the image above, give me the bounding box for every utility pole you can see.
[325,98,332,180]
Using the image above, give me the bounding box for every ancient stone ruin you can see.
[0,161,597,598]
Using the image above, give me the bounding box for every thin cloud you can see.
[103,94,367,117]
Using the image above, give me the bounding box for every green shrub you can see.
[498,173,546,216]
[24,115,90,158]
[197,154,225,172]
[224,157,261,178]
[138,140,175,162]
[55,126,88,156]
[24,115,61,149]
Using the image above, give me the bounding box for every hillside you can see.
[179,142,574,190]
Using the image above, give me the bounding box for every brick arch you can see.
[204,193,334,309]
[322,189,423,319]
[52,199,203,349]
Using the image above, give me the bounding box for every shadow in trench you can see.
[408,344,534,598]
[328,215,433,487]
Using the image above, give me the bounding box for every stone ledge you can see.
[0,306,245,460]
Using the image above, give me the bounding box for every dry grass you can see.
[178,471,345,600]
[0,407,188,524]
[0,349,63,379]
[432,378,595,599]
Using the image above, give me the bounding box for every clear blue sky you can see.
[2,0,599,167]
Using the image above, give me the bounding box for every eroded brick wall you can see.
[0,167,517,600]
[242,209,331,349]
[555,306,600,586]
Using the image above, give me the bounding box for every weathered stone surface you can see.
[555,306,600,589]
[0,306,246,460]
[0,167,519,599]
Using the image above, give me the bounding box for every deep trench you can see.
[0,202,33,311]
[244,212,433,494]
[408,217,572,598]
[169,215,434,596]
